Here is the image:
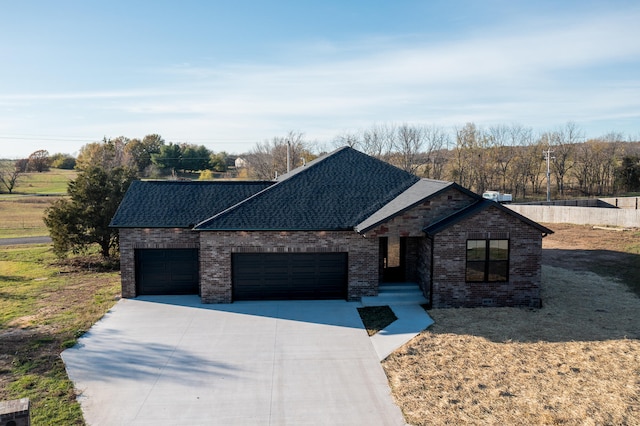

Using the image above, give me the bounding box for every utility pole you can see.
[543,148,555,202]
[286,140,291,174]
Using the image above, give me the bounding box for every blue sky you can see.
[1,0,639,158]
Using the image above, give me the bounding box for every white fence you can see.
[507,205,640,228]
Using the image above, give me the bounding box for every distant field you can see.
[0,169,74,238]
[0,196,62,238]
[13,169,76,195]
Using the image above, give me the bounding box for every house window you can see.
[466,239,509,282]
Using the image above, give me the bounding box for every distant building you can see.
[234,157,247,168]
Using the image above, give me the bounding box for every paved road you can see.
[0,236,52,246]
[62,297,407,426]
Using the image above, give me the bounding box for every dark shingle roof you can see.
[195,147,420,230]
[110,180,273,228]
[355,179,455,233]
[423,199,554,236]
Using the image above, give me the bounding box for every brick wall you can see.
[417,237,432,297]
[118,228,200,298]
[199,230,379,303]
[118,196,543,308]
[365,187,474,286]
[430,205,543,308]
[404,237,420,282]
[366,187,476,238]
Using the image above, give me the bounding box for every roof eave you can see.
[356,181,474,234]
[193,227,356,232]
[423,200,555,236]
[109,224,196,229]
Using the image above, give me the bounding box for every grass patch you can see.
[0,196,64,238]
[12,169,76,195]
[358,306,397,336]
[542,223,640,297]
[0,168,75,238]
[0,243,120,425]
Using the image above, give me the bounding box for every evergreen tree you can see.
[44,166,137,258]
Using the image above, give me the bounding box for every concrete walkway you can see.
[62,297,407,426]
[370,304,434,360]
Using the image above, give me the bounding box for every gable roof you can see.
[194,147,421,231]
[354,179,479,233]
[110,180,273,228]
[423,199,554,236]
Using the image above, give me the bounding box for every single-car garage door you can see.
[232,252,347,300]
[136,249,199,295]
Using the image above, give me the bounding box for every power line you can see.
[0,135,259,143]
[0,135,96,142]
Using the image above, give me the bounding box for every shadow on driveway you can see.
[136,294,367,329]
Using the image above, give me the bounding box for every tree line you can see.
[5,123,637,260]
[243,123,640,198]
[74,135,230,176]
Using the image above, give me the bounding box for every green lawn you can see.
[0,168,75,238]
[13,169,76,195]
[0,244,121,425]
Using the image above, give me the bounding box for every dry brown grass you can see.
[384,226,640,425]
[0,196,63,238]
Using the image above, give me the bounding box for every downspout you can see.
[428,235,435,309]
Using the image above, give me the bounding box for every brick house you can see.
[110,147,552,308]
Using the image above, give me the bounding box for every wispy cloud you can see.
[2,6,639,156]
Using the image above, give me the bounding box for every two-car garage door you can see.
[232,253,348,301]
[135,249,348,301]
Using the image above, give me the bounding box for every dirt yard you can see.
[384,224,640,425]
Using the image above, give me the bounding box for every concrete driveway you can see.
[62,296,407,425]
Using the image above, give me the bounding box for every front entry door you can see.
[381,236,406,282]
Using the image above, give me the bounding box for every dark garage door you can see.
[136,249,199,295]
[232,253,348,301]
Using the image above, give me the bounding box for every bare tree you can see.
[391,124,425,174]
[550,122,582,197]
[488,125,514,193]
[27,149,51,172]
[450,123,475,189]
[572,134,622,196]
[599,133,624,195]
[422,125,449,180]
[331,131,360,150]
[508,127,538,200]
[361,124,395,159]
[0,161,23,193]
[244,131,310,180]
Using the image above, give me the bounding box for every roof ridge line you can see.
[194,147,352,229]
[274,146,350,182]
